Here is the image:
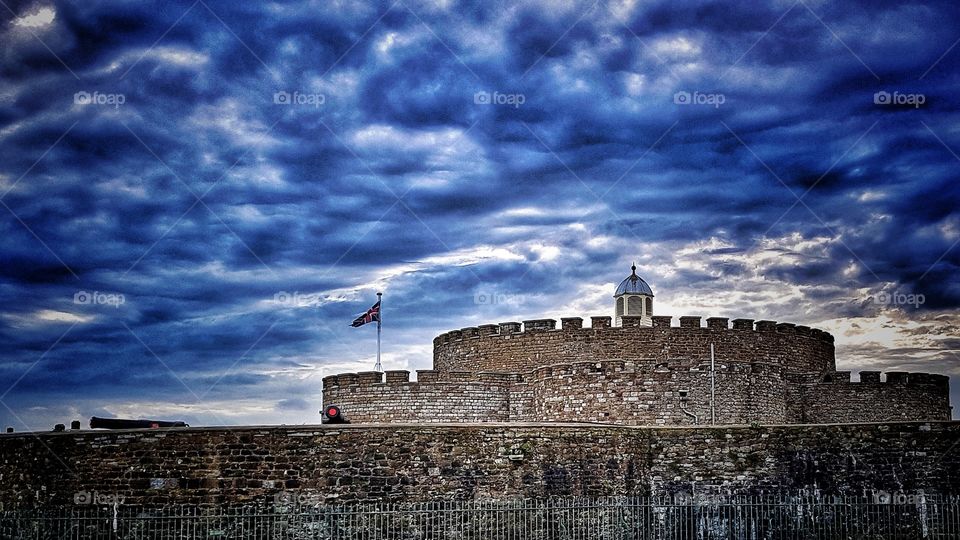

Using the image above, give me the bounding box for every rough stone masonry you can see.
[1,270,954,509]
[0,422,958,508]
[323,315,951,426]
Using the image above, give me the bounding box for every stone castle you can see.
[323,266,952,425]
[1,266,957,510]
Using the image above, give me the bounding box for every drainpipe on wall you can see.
[710,343,716,425]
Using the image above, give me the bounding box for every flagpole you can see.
[375,292,382,372]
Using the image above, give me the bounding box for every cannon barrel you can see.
[321,405,350,424]
[89,417,189,430]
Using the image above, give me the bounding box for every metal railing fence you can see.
[1,494,958,539]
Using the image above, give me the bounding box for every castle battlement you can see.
[322,268,950,427]
[324,311,949,426]
[784,370,953,423]
[790,370,951,387]
[432,314,837,376]
[432,315,835,346]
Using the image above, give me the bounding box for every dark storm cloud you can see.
[1,0,959,428]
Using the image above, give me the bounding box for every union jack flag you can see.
[350,300,380,327]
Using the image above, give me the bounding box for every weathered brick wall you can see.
[529,360,787,425]
[787,371,952,423]
[322,371,517,423]
[323,365,950,425]
[432,316,835,375]
[0,422,957,508]
[321,315,949,426]
[322,360,791,425]
[507,381,534,421]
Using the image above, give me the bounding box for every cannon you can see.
[89,417,189,430]
[321,405,350,424]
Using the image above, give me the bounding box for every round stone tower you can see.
[614,264,654,326]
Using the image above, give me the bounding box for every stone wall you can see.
[528,360,787,425]
[323,364,951,425]
[0,422,957,508]
[432,316,835,375]
[322,315,950,426]
[787,371,953,423]
[322,370,516,423]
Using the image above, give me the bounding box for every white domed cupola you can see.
[614,264,654,326]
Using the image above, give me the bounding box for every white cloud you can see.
[3,309,95,326]
[13,6,55,28]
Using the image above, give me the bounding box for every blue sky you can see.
[1,0,958,429]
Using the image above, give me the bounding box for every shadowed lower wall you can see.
[0,421,957,508]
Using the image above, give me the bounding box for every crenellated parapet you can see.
[322,369,523,424]
[324,357,794,426]
[432,315,835,346]
[322,316,950,427]
[786,370,952,423]
[432,314,836,375]
[322,360,951,426]
[787,370,951,387]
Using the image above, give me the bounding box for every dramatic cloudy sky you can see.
[1,0,958,430]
